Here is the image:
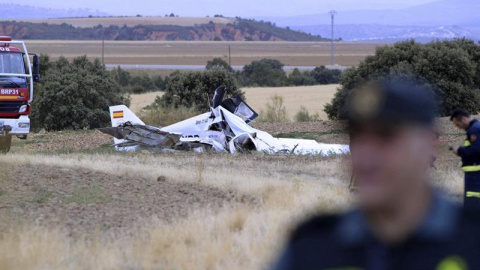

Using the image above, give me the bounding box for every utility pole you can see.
[329,10,337,66]
[228,45,231,66]
[102,38,105,65]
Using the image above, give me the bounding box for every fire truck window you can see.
[0,53,25,74]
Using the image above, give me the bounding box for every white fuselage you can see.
[108,105,350,156]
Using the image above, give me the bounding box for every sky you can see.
[8,0,440,17]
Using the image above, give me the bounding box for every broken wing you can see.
[98,122,181,148]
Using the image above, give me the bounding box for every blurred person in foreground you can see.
[450,109,480,210]
[271,78,480,270]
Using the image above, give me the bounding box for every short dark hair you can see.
[450,109,470,121]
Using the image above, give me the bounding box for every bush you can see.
[110,67,167,94]
[131,84,146,94]
[130,73,155,91]
[325,39,480,120]
[109,66,131,87]
[287,68,317,86]
[38,54,52,74]
[237,64,341,87]
[31,56,129,131]
[311,66,342,84]
[239,59,287,87]
[153,75,167,89]
[294,106,320,122]
[257,95,289,123]
[140,106,199,127]
[206,57,233,72]
[153,69,243,112]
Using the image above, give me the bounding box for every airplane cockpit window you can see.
[221,97,259,123]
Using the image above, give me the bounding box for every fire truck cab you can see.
[0,36,40,153]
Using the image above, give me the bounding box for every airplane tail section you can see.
[101,105,145,148]
[99,105,181,151]
[109,105,145,127]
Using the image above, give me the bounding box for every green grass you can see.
[31,188,55,205]
[33,146,121,158]
[15,140,45,146]
[64,185,112,205]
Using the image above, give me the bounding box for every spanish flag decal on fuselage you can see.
[113,111,124,119]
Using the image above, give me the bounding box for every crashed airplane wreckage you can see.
[99,86,350,156]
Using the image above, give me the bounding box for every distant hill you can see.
[295,25,480,43]
[261,0,480,42]
[0,18,328,41]
[264,0,480,27]
[0,4,109,19]
[20,17,236,28]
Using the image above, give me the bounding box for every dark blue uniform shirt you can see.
[272,193,480,270]
[458,119,480,168]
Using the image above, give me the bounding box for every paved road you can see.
[105,64,348,71]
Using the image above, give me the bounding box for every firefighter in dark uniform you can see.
[451,109,480,209]
[271,78,480,270]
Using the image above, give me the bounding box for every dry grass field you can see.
[128,85,337,119]
[129,91,164,113]
[0,116,466,269]
[243,84,339,120]
[24,40,382,67]
[20,17,235,27]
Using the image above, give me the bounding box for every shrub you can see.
[38,54,52,74]
[110,67,167,94]
[311,66,342,84]
[206,57,233,72]
[31,56,129,131]
[239,59,287,87]
[287,68,317,86]
[325,39,480,120]
[131,84,146,94]
[153,75,167,90]
[294,106,320,122]
[130,73,155,91]
[140,106,199,127]
[257,95,289,123]
[153,69,243,112]
[110,66,131,87]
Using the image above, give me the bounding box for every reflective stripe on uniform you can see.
[462,165,480,172]
[466,191,480,198]
[464,140,471,147]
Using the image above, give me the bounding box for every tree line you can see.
[325,38,480,119]
[207,57,342,87]
[30,55,340,131]
[110,57,342,95]
[31,38,479,131]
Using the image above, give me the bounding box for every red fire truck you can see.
[0,36,40,153]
